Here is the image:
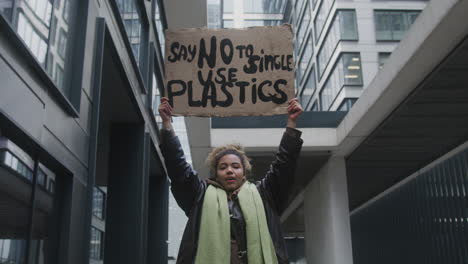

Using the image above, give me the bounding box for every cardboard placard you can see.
[165,25,295,117]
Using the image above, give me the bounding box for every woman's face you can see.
[216,154,245,192]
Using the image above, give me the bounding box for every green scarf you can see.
[195,182,278,264]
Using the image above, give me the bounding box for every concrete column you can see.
[303,157,353,264]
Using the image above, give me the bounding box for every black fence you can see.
[351,148,468,264]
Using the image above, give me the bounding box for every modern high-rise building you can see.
[285,0,428,112]
[216,0,428,113]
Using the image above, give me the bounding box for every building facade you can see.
[0,0,170,263]
[285,0,428,112]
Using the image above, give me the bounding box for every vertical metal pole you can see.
[25,153,40,264]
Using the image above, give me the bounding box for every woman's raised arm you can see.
[257,98,304,214]
[158,97,204,216]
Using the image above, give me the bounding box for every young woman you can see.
[159,97,303,264]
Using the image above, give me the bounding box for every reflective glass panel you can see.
[300,68,316,110]
[0,150,32,264]
[223,20,234,28]
[154,0,165,56]
[297,34,313,83]
[116,0,143,64]
[92,187,105,220]
[244,20,281,27]
[89,227,104,260]
[243,0,284,14]
[375,10,421,41]
[0,148,59,264]
[223,0,233,13]
[314,0,335,42]
[320,53,362,110]
[317,10,357,79]
[337,98,357,112]
[208,0,222,29]
[1,0,77,97]
[152,73,162,128]
[297,2,310,49]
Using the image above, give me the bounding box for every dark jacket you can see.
[160,128,303,264]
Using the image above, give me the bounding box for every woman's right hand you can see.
[158,97,173,129]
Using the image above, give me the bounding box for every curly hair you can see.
[206,144,252,179]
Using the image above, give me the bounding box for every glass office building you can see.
[0,0,169,263]
[211,0,428,112]
[284,0,428,112]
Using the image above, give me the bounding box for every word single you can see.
[167,36,293,73]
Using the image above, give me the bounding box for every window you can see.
[154,0,165,50]
[115,0,145,72]
[63,0,70,23]
[0,2,14,21]
[55,64,65,92]
[25,0,53,25]
[340,10,358,40]
[0,142,61,264]
[337,98,357,112]
[92,187,106,220]
[311,101,319,111]
[317,10,358,79]
[90,227,104,260]
[50,16,58,46]
[312,0,318,10]
[244,20,281,27]
[223,19,234,28]
[297,34,313,83]
[57,28,68,59]
[152,73,162,127]
[37,169,47,188]
[207,0,222,29]
[223,0,233,13]
[17,12,48,66]
[1,150,33,181]
[374,10,421,41]
[299,68,316,110]
[314,0,336,42]
[378,52,391,69]
[296,2,310,49]
[1,0,80,103]
[243,0,281,14]
[48,178,55,194]
[320,53,362,111]
[295,0,304,16]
